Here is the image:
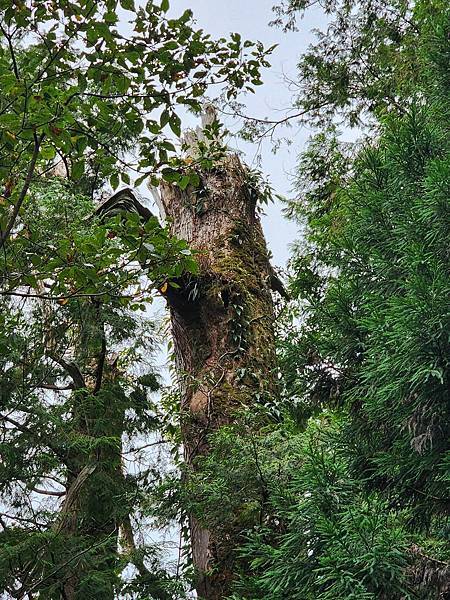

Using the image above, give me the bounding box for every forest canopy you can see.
[0,1,448,599]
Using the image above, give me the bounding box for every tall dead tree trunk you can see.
[160,154,280,599]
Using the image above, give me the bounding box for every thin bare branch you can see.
[32,488,66,497]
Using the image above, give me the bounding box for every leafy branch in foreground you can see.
[0,0,271,247]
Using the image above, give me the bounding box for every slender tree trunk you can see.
[58,385,124,600]
[160,154,279,599]
[54,318,125,600]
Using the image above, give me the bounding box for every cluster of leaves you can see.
[272,0,423,127]
[233,0,432,150]
[0,179,194,598]
[0,0,270,196]
[160,119,230,192]
[1,178,196,303]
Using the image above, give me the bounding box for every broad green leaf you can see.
[169,113,181,137]
[72,161,85,179]
[161,168,181,184]
[160,110,170,128]
[178,175,190,190]
[41,145,56,160]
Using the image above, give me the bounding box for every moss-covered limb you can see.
[160,153,280,599]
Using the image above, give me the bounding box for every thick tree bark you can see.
[160,154,279,599]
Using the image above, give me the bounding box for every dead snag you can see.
[160,154,280,599]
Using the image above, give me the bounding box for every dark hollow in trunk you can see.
[160,154,279,599]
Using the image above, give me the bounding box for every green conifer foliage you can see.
[227,2,449,597]
[179,2,449,598]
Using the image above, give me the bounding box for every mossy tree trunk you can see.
[160,154,280,599]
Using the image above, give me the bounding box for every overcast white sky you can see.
[164,0,327,268]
